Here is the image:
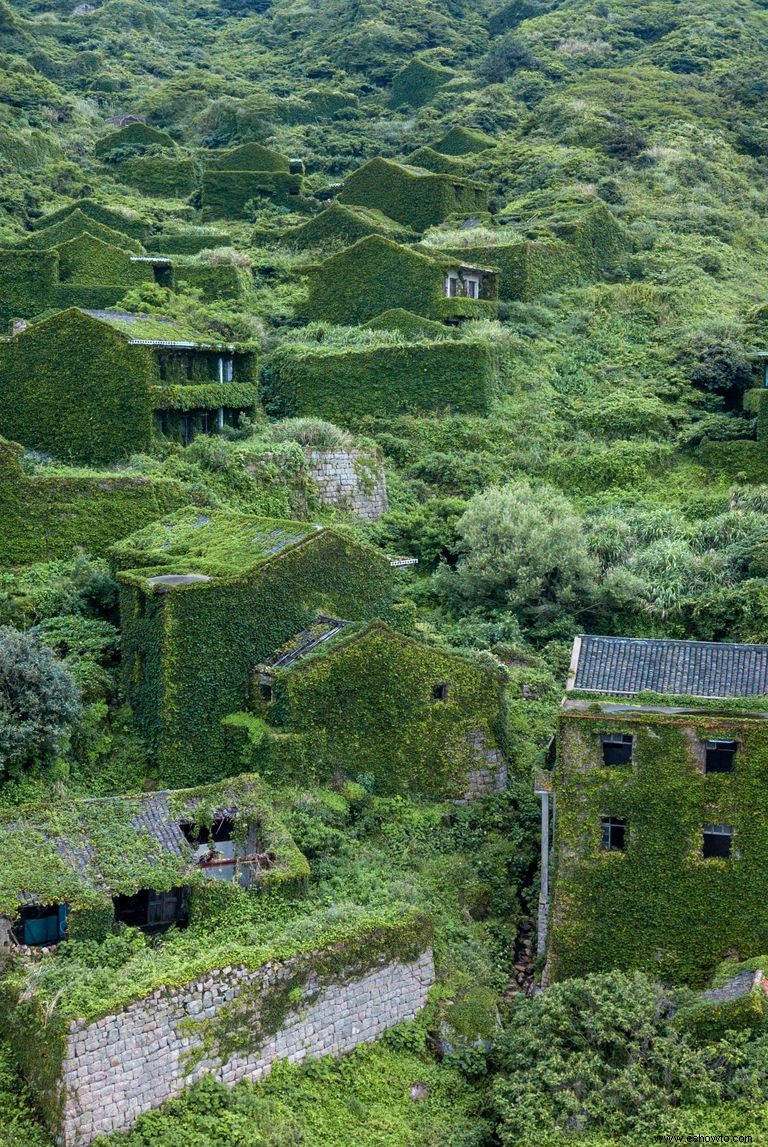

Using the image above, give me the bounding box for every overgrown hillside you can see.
[5,1,768,1144]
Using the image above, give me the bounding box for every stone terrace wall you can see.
[60,949,434,1145]
[306,448,388,520]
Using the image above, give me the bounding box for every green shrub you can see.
[94,122,175,158]
[433,126,497,156]
[203,142,290,172]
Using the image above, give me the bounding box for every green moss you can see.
[0,437,187,566]
[404,146,473,175]
[146,226,233,255]
[362,309,448,339]
[0,248,58,324]
[549,707,768,985]
[338,159,488,233]
[387,58,454,109]
[54,233,154,288]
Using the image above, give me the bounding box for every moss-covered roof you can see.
[78,308,249,350]
[110,506,334,579]
[0,775,304,915]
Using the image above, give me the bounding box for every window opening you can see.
[259,682,273,703]
[703,824,733,859]
[600,816,626,852]
[705,740,737,774]
[601,734,633,766]
[432,682,449,701]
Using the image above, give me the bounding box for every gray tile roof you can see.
[571,635,768,699]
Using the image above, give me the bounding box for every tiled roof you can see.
[570,635,768,699]
[260,615,348,672]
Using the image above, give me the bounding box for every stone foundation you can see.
[457,729,508,803]
[58,948,434,1145]
[306,449,387,520]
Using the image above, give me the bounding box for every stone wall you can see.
[306,449,387,520]
[457,729,508,804]
[59,948,434,1145]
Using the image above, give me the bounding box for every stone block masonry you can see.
[307,449,388,520]
[59,948,434,1145]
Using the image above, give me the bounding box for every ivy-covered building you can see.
[542,634,768,986]
[337,158,488,234]
[252,620,508,800]
[0,775,306,951]
[267,332,502,422]
[0,308,258,463]
[300,234,498,325]
[200,142,307,219]
[112,508,396,786]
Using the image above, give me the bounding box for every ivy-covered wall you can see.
[0,247,58,324]
[173,260,250,302]
[0,309,156,463]
[203,142,290,172]
[146,226,233,255]
[337,159,488,233]
[548,705,768,986]
[284,203,414,251]
[264,623,507,798]
[94,122,175,158]
[0,437,187,566]
[439,238,582,301]
[433,126,496,156]
[21,210,144,254]
[299,235,497,324]
[54,233,154,288]
[265,338,499,422]
[387,58,454,108]
[404,147,473,176]
[116,154,198,198]
[201,171,305,219]
[31,199,149,242]
[117,528,395,787]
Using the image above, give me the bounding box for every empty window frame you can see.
[432,682,449,701]
[444,273,460,299]
[258,681,273,703]
[463,275,480,300]
[705,740,738,774]
[600,816,627,852]
[702,824,733,859]
[600,733,633,766]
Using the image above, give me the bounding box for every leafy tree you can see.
[491,971,719,1144]
[0,626,81,776]
[440,482,599,632]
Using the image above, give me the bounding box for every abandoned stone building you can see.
[0,775,305,952]
[249,619,508,800]
[540,634,768,985]
[0,307,258,463]
[300,234,499,325]
[111,507,398,786]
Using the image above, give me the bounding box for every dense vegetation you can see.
[6,0,768,1142]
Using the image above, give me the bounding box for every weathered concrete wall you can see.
[59,949,434,1145]
[306,449,387,520]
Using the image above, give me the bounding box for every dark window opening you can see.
[182,414,192,446]
[157,353,168,381]
[181,816,235,846]
[113,887,188,932]
[259,682,273,703]
[152,264,173,289]
[705,740,738,774]
[601,734,633,766]
[600,816,626,852]
[432,682,449,702]
[14,904,68,946]
[703,824,733,859]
